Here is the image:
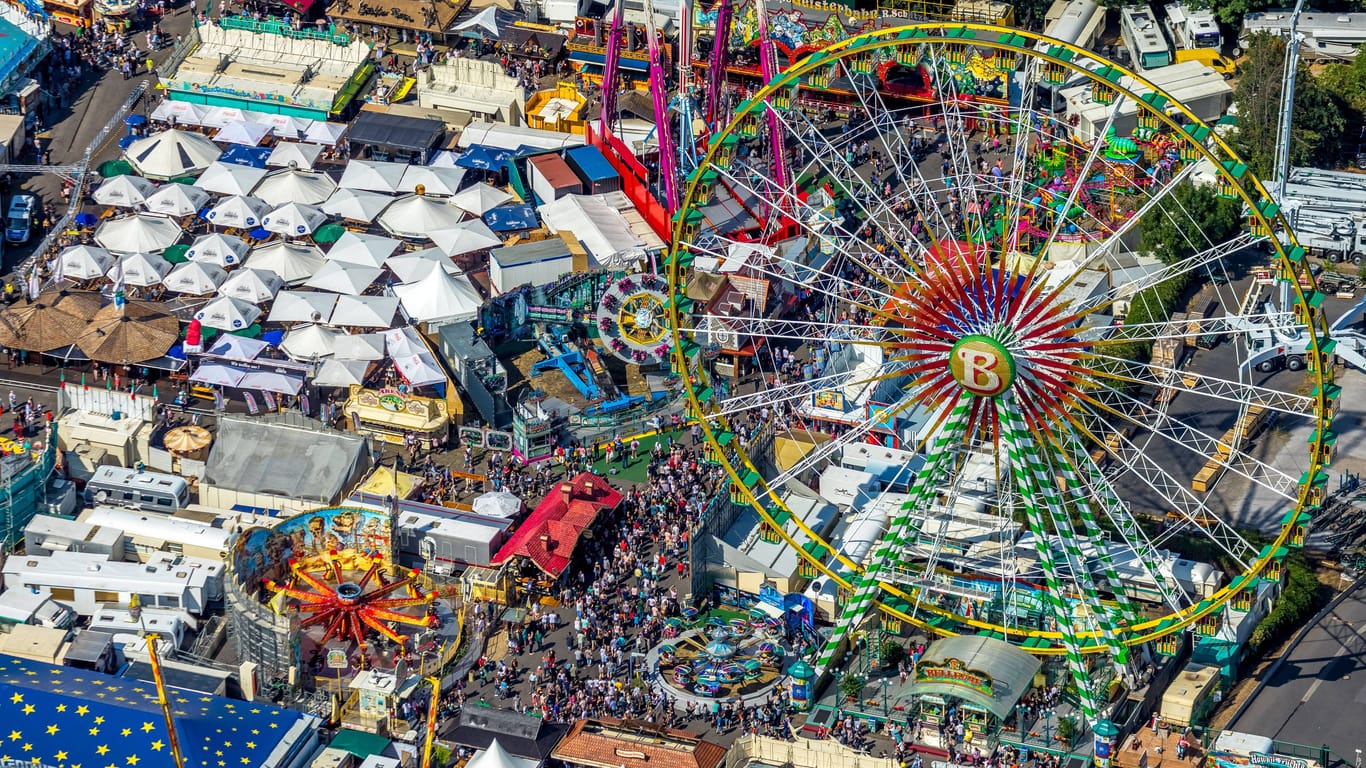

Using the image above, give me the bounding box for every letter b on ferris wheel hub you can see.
[950,335,1015,397]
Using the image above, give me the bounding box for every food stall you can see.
[343,385,450,446]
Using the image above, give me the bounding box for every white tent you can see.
[465,742,537,768]
[162,260,228,295]
[93,174,156,208]
[110,252,172,287]
[262,202,328,236]
[312,358,370,387]
[538,194,646,268]
[304,260,381,296]
[143,182,212,218]
[332,332,386,361]
[246,241,325,284]
[219,267,284,303]
[385,248,456,283]
[379,194,466,239]
[150,100,210,126]
[330,294,399,328]
[195,295,263,331]
[199,106,266,129]
[430,219,502,257]
[124,129,222,180]
[398,165,467,196]
[205,194,271,229]
[57,245,114,281]
[471,491,522,519]
[326,231,400,268]
[393,267,482,324]
[256,113,314,140]
[303,121,348,145]
[214,120,271,146]
[428,150,461,169]
[266,142,324,169]
[190,363,246,387]
[194,162,269,197]
[382,326,446,386]
[252,168,338,206]
[240,369,305,395]
[339,160,409,194]
[268,290,340,323]
[280,323,341,361]
[321,188,393,223]
[206,334,270,361]
[186,232,250,267]
[94,213,183,254]
[450,183,512,216]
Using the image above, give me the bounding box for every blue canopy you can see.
[456,144,514,170]
[483,203,537,232]
[261,329,285,346]
[125,114,147,127]
[218,143,272,168]
[117,135,137,150]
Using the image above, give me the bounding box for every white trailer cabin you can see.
[78,505,233,562]
[2,550,223,616]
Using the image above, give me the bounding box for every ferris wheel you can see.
[665,23,1338,725]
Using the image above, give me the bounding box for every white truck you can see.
[1164,2,1223,51]
[1241,292,1366,373]
[1282,206,1366,266]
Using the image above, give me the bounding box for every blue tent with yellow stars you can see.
[0,654,321,768]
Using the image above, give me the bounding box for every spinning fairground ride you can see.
[230,507,461,685]
[666,23,1340,731]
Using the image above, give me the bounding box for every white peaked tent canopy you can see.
[143,182,212,217]
[124,129,222,180]
[450,183,512,216]
[162,260,228,295]
[199,106,265,128]
[266,141,324,169]
[151,100,210,125]
[326,231,400,267]
[466,742,537,768]
[195,295,262,331]
[382,326,446,386]
[430,219,502,257]
[219,267,284,303]
[393,266,482,323]
[538,194,646,268]
[262,202,328,236]
[58,245,114,281]
[95,213,183,254]
[304,121,348,145]
[214,120,271,146]
[206,334,270,361]
[206,194,271,230]
[330,294,399,328]
[252,168,338,206]
[93,174,156,208]
[428,150,460,169]
[379,194,466,239]
[110,252,172,287]
[398,165,467,196]
[186,232,250,267]
[312,358,370,387]
[268,290,339,323]
[257,113,314,139]
[321,188,394,223]
[471,491,522,519]
[246,241,325,284]
[339,160,409,193]
[385,248,455,283]
[195,162,269,197]
[304,260,381,296]
[332,332,386,361]
[190,364,245,387]
[281,323,341,361]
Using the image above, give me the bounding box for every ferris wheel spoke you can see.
[1085,312,1294,346]
[709,364,908,420]
[1078,385,1301,503]
[681,315,910,345]
[1084,351,1317,417]
[1035,96,1130,265]
[1074,399,1258,569]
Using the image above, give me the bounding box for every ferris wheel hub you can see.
[950,334,1016,398]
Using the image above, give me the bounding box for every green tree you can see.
[1230,33,1348,177]
[1139,183,1242,266]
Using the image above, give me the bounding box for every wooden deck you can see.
[1115,728,1204,768]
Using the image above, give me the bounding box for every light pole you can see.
[1016,704,1028,734]
[881,678,892,719]
[1042,709,1054,745]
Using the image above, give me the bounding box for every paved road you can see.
[1230,577,1366,764]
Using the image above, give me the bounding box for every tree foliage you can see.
[1139,183,1242,267]
[1248,553,1328,654]
[1230,33,1348,177]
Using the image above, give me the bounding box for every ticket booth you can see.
[899,635,1041,746]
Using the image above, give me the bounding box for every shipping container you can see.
[527,153,583,204]
[489,238,576,293]
[563,145,622,194]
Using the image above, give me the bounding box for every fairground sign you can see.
[914,657,995,697]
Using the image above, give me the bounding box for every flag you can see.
[110,257,127,309]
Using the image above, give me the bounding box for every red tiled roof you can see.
[552,719,727,768]
[490,472,623,576]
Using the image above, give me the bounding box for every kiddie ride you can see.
[530,325,666,417]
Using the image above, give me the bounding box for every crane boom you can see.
[705,0,733,126]
[599,1,627,139]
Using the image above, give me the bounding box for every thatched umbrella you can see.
[76,301,180,364]
[0,288,106,352]
[163,425,212,455]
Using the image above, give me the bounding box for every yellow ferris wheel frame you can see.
[665,23,1334,654]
